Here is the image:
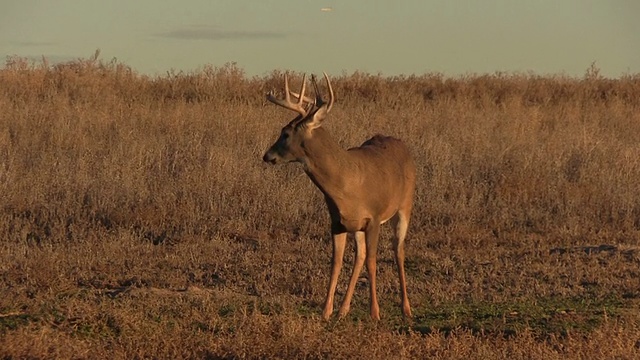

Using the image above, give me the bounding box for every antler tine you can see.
[266,73,309,117]
[283,72,292,103]
[310,74,323,108]
[289,90,315,104]
[297,73,307,108]
[323,71,335,113]
[289,73,317,108]
[309,72,334,113]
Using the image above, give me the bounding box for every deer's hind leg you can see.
[391,210,412,317]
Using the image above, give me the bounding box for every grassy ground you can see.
[1,56,640,358]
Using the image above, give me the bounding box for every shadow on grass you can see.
[394,295,624,339]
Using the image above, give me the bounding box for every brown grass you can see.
[1,55,640,359]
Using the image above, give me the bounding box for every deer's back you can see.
[348,134,416,200]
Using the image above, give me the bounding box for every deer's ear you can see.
[304,104,329,130]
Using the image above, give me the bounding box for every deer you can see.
[262,72,416,320]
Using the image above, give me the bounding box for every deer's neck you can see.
[301,128,350,198]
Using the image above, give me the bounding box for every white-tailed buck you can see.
[263,73,416,320]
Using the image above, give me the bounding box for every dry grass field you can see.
[1,55,640,359]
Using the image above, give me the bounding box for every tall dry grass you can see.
[1,55,640,359]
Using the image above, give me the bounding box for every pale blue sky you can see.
[1,0,638,77]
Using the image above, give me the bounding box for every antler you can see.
[310,72,335,113]
[266,73,310,117]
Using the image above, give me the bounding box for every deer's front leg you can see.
[322,232,347,320]
[338,231,366,318]
[365,220,381,320]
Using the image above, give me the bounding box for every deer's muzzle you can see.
[263,151,278,164]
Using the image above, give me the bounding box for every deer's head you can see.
[263,73,334,165]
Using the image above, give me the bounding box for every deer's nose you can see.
[263,152,277,164]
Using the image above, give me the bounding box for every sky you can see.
[1,0,639,78]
